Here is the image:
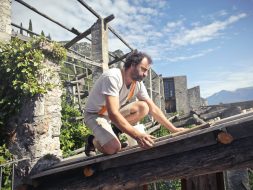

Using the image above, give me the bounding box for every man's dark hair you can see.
[124,50,152,69]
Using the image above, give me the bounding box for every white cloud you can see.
[11,1,249,73]
[218,10,228,17]
[164,20,184,32]
[138,7,158,15]
[165,48,215,62]
[197,65,253,98]
[170,13,247,47]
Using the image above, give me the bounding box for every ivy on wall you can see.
[0,144,12,190]
[60,96,91,158]
[0,37,66,189]
[0,37,66,145]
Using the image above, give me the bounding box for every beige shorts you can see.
[84,102,133,146]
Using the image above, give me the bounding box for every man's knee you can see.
[138,101,149,115]
[102,138,121,155]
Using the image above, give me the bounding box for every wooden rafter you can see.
[31,111,253,190]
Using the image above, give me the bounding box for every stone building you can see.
[163,76,206,114]
[163,76,190,114]
[188,86,201,111]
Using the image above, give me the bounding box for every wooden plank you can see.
[33,136,253,190]
[35,114,253,173]
[73,65,82,110]
[45,123,212,171]
[212,110,253,125]
[31,116,253,179]
[146,124,160,134]
[99,132,217,171]
[200,108,228,120]
[66,51,101,67]
[15,0,80,35]
[64,27,92,48]
[108,52,129,66]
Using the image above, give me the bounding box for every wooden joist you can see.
[64,27,92,49]
[31,111,253,190]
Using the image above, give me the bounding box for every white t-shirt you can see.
[85,68,150,114]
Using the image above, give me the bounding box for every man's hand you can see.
[135,133,156,149]
[171,127,187,133]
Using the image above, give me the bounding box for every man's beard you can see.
[131,74,144,82]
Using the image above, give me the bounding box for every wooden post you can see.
[73,64,82,111]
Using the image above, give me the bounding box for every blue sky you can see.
[12,0,253,98]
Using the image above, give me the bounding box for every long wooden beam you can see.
[108,52,130,66]
[14,0,80,35]
[108,26,134,51]
[36,137,253,190]
[31,113,253,189]
[64,27,92,48]
[11,23,40,37]
[76,0,101,19]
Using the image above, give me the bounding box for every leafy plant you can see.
[0,144,13,190]
[60,96,90,157]
[249,169,253,190]
[148,180,181,190]
[0,37,66,144]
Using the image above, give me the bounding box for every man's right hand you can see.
[135,133,155,149]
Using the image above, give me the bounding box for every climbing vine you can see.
[0,36,66,189]
[0,37,66,145]
[60,96,91,158]
[0,145,13,190]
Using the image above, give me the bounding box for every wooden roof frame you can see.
[31,111,253,190]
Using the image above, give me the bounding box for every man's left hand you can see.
[172,127,187,133]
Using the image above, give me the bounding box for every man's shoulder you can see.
[101,68,123,85]
[103,68,121,76]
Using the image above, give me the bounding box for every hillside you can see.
[207,86,253,105]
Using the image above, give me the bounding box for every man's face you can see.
[131,57,151,81]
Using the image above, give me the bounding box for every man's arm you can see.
[144,98,185,133]
[105,95,154,149]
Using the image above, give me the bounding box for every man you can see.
[84,50,185,156]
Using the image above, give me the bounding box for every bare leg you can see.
[124,101,149,124]
[92,101,149,155]
[93,138,121,155]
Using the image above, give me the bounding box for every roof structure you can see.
[31,111,253,190]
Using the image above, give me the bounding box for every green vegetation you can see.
[60,96,90,158]
[0,37,66,189]
[249,170,253,190]
[0,145,13,190]
[148,180,181,190]
[0,37,66,144]
[28,19,33,37]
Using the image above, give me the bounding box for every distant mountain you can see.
[207,86,253,105]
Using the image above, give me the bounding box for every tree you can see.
[41,30,45,36]
[28,19,33,37]
[46,34,52,40]
[19,22,23,35]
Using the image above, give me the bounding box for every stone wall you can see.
[0,0,12,42]
[188,86,201,111]
[174,76,190,114]
[159,76,166,113]
[8,60,62,187]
